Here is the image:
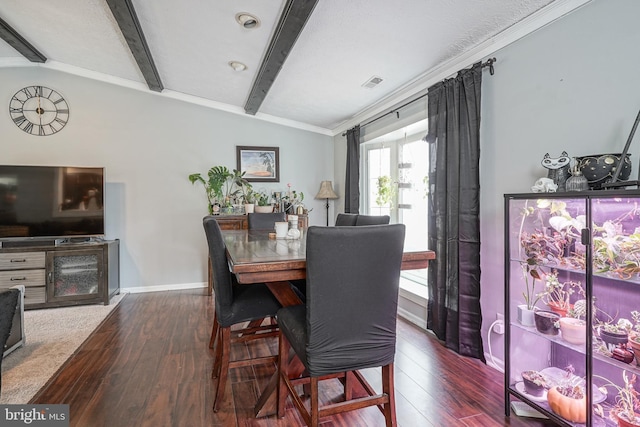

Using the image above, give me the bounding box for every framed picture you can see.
[236,146,280,182]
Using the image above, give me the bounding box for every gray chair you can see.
[203,216,281,412]
[355,214,390,226]
[248,212,286,230]
[0,288,20,397]
[335,213,358,226]
[276,224,405,426]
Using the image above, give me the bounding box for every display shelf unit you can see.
[505,191,640,427]
[0,239,119,309]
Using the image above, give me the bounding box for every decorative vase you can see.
[547,386,587,423]
[628,334,640,366]
[547,301,571,318]
[255,205,274,213]
[575,153,632,189]
[517,305,536,327]
[534,310,560,335]
[612,409,640,427]
[521,370,546,397]
[600,328,629,352]
[565,170,590,192]
[559,317,586,345]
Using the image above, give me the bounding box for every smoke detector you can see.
[362,76,384,89]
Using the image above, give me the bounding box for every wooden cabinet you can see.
[213,213,308,230]
[0,240,119,309]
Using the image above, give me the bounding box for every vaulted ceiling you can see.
[0,0,581,135]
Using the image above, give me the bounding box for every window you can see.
[361,119,428,298]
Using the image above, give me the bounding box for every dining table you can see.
[218,228,435,417]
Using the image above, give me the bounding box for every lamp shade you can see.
[315,181,338,199]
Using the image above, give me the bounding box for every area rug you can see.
[0,292,127,404]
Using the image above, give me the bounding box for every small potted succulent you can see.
[521,370,548,397]
[254,191,273,213]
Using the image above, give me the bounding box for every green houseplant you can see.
[189,166,232,214]
[596,371,640,426]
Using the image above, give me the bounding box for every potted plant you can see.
[596,371,640,426]
[559,299,588,345]
[516,260,541,327]
[538,269,585,317]
[283,183,304,214]
[254,191,273,213]
[546,365,587,423]
[521,370,548,397]
[188,165,232,214]
[628,311,640,365]
[375,175,394,207]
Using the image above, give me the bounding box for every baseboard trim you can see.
[484,352,505,373]
[122,282,206,294]
[397,307,427,330]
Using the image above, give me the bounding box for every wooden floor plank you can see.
[28,289,553,426]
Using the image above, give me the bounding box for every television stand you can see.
[0,239,119,309]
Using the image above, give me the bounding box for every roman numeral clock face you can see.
[9,85,69,136]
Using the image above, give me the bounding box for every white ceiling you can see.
[0,0,582,135]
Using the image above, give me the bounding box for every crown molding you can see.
[331,0,593,137]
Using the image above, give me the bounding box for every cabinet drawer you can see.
[24,286,46,305]
[0,269,46,288]
[0,252,46,270]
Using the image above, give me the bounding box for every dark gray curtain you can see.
[425,62,484,361]
[344,125,361,213]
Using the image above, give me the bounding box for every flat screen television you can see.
[0,165,105,241]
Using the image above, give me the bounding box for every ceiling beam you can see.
[244,0,318,115]
[0,16,46,63]
[106,0,163,92]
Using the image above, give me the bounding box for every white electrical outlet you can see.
[493,313,505,334]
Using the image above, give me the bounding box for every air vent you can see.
[362,76,384,89]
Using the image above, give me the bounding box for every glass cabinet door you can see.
[506,196,590,425]
[590,195,640,427]
[47,249,103,302]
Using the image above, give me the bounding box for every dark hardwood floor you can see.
[31,290,555,426]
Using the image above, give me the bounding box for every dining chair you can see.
[248,212,286,230]
[0,288,19,397]
[355,214,390,225]
[203,216,281,412]
[276,224,406,426]
[334,213,358,226]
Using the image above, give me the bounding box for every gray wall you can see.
[0,66,333,292]
[481,0,640,366]
[332,0,640,367]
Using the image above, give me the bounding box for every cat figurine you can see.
[541,152,571,192]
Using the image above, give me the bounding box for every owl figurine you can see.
[541,152,571,192]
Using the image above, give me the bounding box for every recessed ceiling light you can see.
[229,61,247,72]
[235,13,260,29]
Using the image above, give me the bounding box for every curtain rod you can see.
[342,57,497,136]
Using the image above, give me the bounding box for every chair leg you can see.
[212,327,231,412]
[277,331,290,418]
[310,376,319,427]
[209,315,219,349]
[212,327,223,379]
[382,364,397,427]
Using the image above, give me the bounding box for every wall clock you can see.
[9,85,69,136]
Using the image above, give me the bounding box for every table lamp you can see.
[315,181,339,226]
